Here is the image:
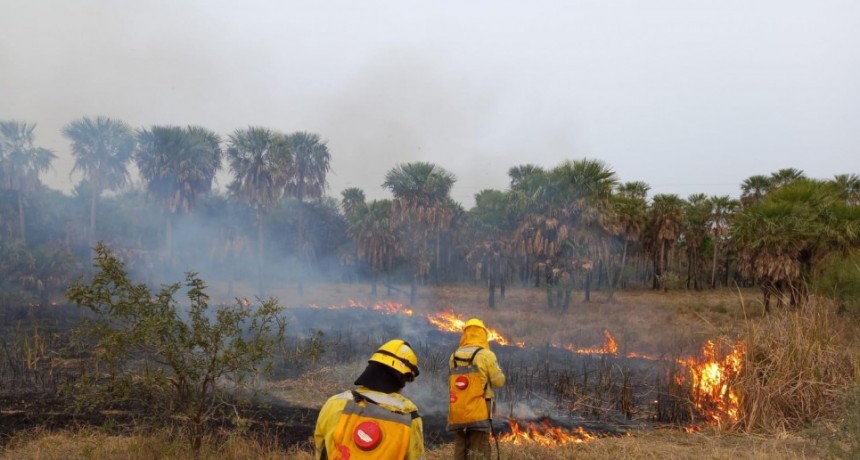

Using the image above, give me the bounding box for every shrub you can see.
[66,243,286,450]
[811,251,860,315]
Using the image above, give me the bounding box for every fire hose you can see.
[489,416,501,460]
[488,398,501,460]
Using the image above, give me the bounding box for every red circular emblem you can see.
[449,391,458,403]
[339,445,351,459]
[353,421,382,450]
[454,375,469,390]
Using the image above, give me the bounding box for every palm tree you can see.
[612,181,650,289]
[645,194,685,290]
[769,168,806,188]
[226,127,290,295]
[340,187,366,284]
[508,165,552,286]
[683,193,711,290]
[550,159,619,302]
[466,240,510,308]
[63,116,135,254]
[740,175,773,207]
[340,187,366,219]
[512,159,618,306]
[509,164,546,193]
[135,125,222,261]
[0,121,56,243]
[384,162,456,304]
[707,195,739,288]
[346,199,400,296]
[833,174,860,206]
[284,131,331,294]
[732,179,860,312]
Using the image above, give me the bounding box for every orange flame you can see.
[555,328,619,355]
[573,328,618,355]
[424,311,514,346]
[499,419,597,446]
[677,340,745,425]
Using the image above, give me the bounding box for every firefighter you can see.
[314,339,424,460]
[448,318,506,460]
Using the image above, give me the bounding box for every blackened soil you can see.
[0,391,457,450]
[0,391,319,450]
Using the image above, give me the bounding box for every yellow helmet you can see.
[368,339,420,381]
[464,318,487,331]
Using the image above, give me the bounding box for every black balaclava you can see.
[354,361,407,393]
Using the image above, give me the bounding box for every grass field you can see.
[2,281,858,459]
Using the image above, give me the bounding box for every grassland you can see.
[2,282,859,459]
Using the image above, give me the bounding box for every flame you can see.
[424,311,514,346]
[677,340,745,425]
[554,329,619,355]
[499,418,597,446]
[625,351,662,360]
[574,328,618,355]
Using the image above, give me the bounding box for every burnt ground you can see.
[0,391,627,451]
[0,391,318,450]
[0,302,677,451]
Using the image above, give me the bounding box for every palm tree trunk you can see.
[257,213,265,297]
[584,271,592,302]
[297,202,305,296]
[17,191,26,244]
[615,239,629,289]
[710,239,719,289]
[500,260,506,300]
[435,229,441,285]
[686,251,693,289]
[654,241,665,290]
[165,213,173,264]
[90,189,97,248]
[488,274,496,309]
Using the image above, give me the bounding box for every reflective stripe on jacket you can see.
[314,387,424,460]
[448,346,506,399]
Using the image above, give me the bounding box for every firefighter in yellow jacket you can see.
[314,339,424,460]
[448,318,506,460]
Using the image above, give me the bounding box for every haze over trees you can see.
[0,116,858,314]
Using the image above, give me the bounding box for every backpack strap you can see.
[351,390,376,405]
[353,390,419,420]
[452,347,483,367]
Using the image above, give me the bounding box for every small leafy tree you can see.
[66,242,285,450]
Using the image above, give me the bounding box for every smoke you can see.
[310,47,504,207]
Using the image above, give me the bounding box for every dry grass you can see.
[737,300,860,434]
[259,281,759,356]
[1,427,825,460]
[0,429,304,460]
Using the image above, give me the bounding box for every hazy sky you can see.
[2,0,858,207]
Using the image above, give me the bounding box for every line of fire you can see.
[294,300,744,448]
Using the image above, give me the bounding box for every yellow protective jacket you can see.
[449,327,506,400]
[314,386,424,460]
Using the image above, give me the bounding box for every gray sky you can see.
[2,0,859,208]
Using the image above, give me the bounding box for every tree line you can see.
[0,117,858,311]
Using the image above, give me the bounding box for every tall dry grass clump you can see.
[736,299,860,433]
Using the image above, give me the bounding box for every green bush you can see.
[66,243,286,450]
[812,251,860,314]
